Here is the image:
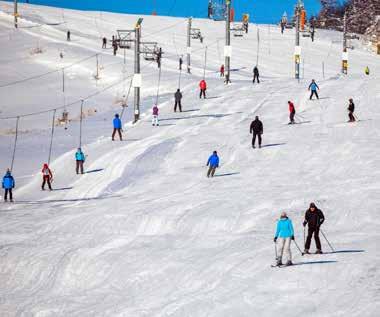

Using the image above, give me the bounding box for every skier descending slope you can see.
[274,212,295,266]
[174,89,183,112]
[220,64,225,77]
[206,151,219,178]
[303,202,325,254]
[253,66,260,83]
[75,148,85,174]
[288,101,296,124]
[112,114,123,141]
[250,116,263,148]
[347,98,356,122]
[199,79,207,99]
[41,164,53,191]
[2,169,15,202]
[308,79,320,100]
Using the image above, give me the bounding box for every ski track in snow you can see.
[0,2,380,317]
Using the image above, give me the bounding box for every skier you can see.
[206,151,219,178]
[156,47,162,68]
[102,37,107,49]
[67,30,71,41]
[41,163,53,191]
[2,169,15,202]
[174,89,183,112]
[347,98,356,122]
[288,101,296,124]
[207,1,213,18]
[303,202,325,254]
[253,66,260,83]
[152,104,159,126]
[199,79,207,99]
[179,56,183,70]
[243,21,249,33]
[112,38,118,56]
[274,212,295,266]
[280,22,285,34]
[308,79,320,100]
[250,116,263,148]
[365,66,370,75]
[220,64,225,77]
[112,114,123,141]
[75,148,85,174]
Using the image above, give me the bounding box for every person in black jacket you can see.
[174,89,183,112]
[303,202,325,254]
[347,98,355,122]
[253,66,260,83]
[250,116,263,148]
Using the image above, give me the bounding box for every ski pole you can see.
[320,229,335,252]
[274,241,278,261]
[303,226,306,248]
[293,239,304,256]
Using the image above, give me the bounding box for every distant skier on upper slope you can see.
[206,151,219,178]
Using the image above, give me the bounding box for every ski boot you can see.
[285,261,293,266]
[304,249,310,254]
[315,249,323,254]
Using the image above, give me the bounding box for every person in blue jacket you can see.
[206,150,219,178]
[112,114,123,141]
[274,212,295,266]
[2,169,15,202]
[75,148,85,174]
[308,79,320,100]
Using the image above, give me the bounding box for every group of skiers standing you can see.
[274,202,326,266]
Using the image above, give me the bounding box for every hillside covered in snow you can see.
[0,2,380,316]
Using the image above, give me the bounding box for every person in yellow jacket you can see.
[365,66,370,75]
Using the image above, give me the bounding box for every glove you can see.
[303,221,307,227]
[291,236,295,240]
[274,237,277,243]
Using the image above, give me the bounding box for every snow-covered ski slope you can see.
[1,3,380,316]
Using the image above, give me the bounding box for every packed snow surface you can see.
[0,3,380,317]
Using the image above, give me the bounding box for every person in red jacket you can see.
[41,163,53,190]
[288,101,296,124]
[199,79,207,99]
[220,64,225,77]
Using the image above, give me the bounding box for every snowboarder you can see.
[152,104,159,126]
[102,37,107,49]
[112,114,123,141]
[41,163,53,191]
[347,98,355,122]
[288,101,296,124]
[220,64,225,77]
[250,116,263,148]
[174,89,183,112]
[206,151,219,178]
[253,66,260,83]
[274,212,295,266]
[303,202,325,254]
[67,30,71,41]
[75,148,85,174]
[308,79,320,100]
[2,169,15,202]
[365,66,370,75]
[179,56,183,70]
[199,79,207,99]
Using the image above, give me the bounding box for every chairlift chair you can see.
[232,23,244,37]
[117,30,133,49]
[141,42,158,61]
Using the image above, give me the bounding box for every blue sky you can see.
[8,1,322,23]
